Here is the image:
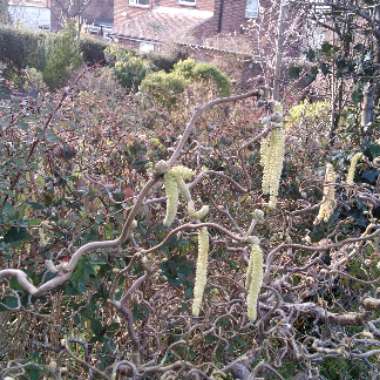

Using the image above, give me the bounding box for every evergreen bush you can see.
[42,23,82,90]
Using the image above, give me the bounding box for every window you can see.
[129,0,150,6]
[178,0,196,6]
[245,0,259,18]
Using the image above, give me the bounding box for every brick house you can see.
[113,0,259,53]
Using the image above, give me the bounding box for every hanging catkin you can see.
[246,243,264,322]
[314,163,337,224]
[163,165,194,227]
[346,152,363,186]
[260,102,285,208]
[192,227,209,317]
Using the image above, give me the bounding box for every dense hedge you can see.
[0,25,47,70]
[80,36,108,65]
[0,24,108,70]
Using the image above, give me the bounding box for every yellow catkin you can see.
[188,202,209,220]
[169,165,194,181]
[260,135,272,194]
[314,163,337,224]
[163,172,179,227]
[192,227,209,317]
[346,152,363,186]
[246,243,264,322]
[260,103,285,208]
[267,127,285,208]
[163,165,194,226]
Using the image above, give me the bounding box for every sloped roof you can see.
[114,6,213,44]
[8,0,49,7]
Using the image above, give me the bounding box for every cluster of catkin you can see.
[163,166,264,321]
[163,166,210,317]
[260,102,285,208]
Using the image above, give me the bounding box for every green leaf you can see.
[305,48,316,62]
[288,65,302,80]
[132,302,150,321]
[365,143,380,159]
[3,226,30,243]
[321,41,334,57]
[160,255,194,289]
[0,295,19,311]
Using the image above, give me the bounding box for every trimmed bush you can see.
[173,58,231,97]
[80,37,108,65]
[140,71,187,107]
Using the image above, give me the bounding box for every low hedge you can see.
[0,24,109,70]
[0,25,47,70]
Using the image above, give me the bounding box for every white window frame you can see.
[178,0,196,7]
[245,0,259,19]
[129,0,150,7]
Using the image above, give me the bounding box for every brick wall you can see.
[191,0,249,40]
[214,0,247,33]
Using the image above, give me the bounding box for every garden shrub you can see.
[173,58,197,80]
[80,36,108,65]
[140,70,187,107]
[114,55,150,91]
[24,67,47,94]
[173,58,231,97]
[42,23,82,90]
[191,62,231,97]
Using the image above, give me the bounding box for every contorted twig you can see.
[0,89,262,297]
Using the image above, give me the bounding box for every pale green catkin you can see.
[163,172,179,227]
[314,163,337,224]
[246,243,264,322]
[346,152,363,186]
[192,227,209,317]
[163,165,195,227]
[260,102,285,208]
[188,201,209,220]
